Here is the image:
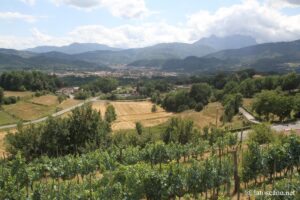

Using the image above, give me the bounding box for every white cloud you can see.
[0,12,38,23]
[69,23,191,48]
[51,0,150,19]
[1,0,300,49]
[0,28,70,49]
[20,0,36,6]
[186,0,300,43]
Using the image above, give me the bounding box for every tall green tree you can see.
[105,104,117,123]
[0,87,4,104]
[135,122,143,135]
[189,83,212,105]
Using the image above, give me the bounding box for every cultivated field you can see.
[0,92,84,124]
[30,95,59,106]
[92,101,245,131]
[4,91,34,98]
[57,99,83,110]
[92,101,173,130]
[0,111,18,125]
[3,102,56,121]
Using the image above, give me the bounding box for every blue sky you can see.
[1,0,300,49]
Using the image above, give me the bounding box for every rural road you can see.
[239,107,300,133]
[238,107,260,124]
[0,96,100,130]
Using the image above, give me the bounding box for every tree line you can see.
[0,71,62,92]
[5,104,116,159]
[252,90,300,121]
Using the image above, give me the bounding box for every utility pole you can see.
[232,149,240,200]
[216,107,219,127]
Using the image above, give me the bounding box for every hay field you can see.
[177,102,222,129]
[3,102,55,121]
[4,91,34,98]
[30,95,58,106]
[92,101,173,130]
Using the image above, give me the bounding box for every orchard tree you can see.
[143,171,166,200]
[248,123,273,145]
[163,118,195,145]
[241,142,263,184]
[166,164,186,199]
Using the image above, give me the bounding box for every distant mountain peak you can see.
[26,43,122,54]
[194,34,257,50]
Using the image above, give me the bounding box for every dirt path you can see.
[239,107,300,133]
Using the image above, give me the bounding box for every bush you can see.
[2,96,18,105]
[177,105,189,112]
[58,94,67,103]
[194,103,203,112]
[151,104,157,113]
[35,90,49,97]
[74,90,91,100]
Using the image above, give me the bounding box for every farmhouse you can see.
[56,87,79,97]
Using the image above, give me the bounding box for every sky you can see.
[1,0,300,49]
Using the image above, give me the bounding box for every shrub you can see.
[3,96,18,105]
[151,104,157,113]
[195,103,203,112]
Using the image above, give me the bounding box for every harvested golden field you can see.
[4,91,34,98]
[92,101,173,130]
[30,95,58,106]
[177,102,244,129]
[0,129,16,157]
[57,99,82,110]
[0,132,6,157]
[3,102,55,121]
[177,102,222,129]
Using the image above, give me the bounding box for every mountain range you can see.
[161,40,300,73]
[0,35,299,73]
[26,43,122,54]
[194,34,257,50]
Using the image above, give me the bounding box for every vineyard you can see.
[0,105,299,199]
